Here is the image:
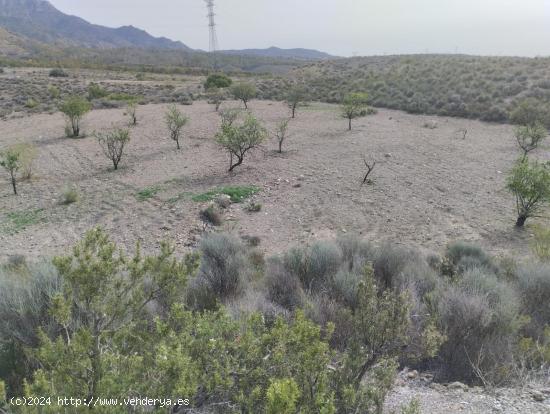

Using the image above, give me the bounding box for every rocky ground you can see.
[385,369,550,413]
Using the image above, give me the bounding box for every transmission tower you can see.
[205,0,219,53]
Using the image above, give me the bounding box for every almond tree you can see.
[216,113,267,172]
[96,128,130,170]
[0,148,20,195]
[341,92,369,131]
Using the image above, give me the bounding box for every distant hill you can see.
[220,46,335,60]
[0,0,191,50]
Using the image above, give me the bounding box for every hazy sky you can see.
[48,0,550,57]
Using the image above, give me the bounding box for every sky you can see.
[47,0,550,57]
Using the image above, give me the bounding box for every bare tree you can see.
[515,122,548,161]
[275,118,290,153]
[96,128,130,170]
[361,157,376,185]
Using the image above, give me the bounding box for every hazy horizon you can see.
[47,0,550,57]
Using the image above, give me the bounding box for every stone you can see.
[447,381,468,391]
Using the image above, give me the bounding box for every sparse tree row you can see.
[2,70,549,234]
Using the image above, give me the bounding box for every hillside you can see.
[257,54,550,124]
[0,0,190,50]
[220,46,335,60]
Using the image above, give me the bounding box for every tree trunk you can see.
[228,156,243,172]
[516,215,527,227]
[10,174,17,195]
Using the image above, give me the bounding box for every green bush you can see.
[59,96,92,137]
[204,73,232,90]
[87,82,108,100]
[48,68,68,78]
[507,158,550,227]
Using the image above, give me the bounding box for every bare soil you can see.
[0,99,543,261]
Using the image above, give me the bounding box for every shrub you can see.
[231,82,256,109]
[341,92,370,130]
[445,241,493,275]
[10,143,37,180]
[215,113,267,172]
[165,104,189,149]
[515,122,548,160]
[283,241,343,294]
[59,96,92,137]
[204,73,232,90]
[196,233,248,301]
[60,185,78,205]
[506,158,550,227]
[87,82,108,100]
[0,260,62,348]
[531,225,550,262]
[95,128,130,170]
[436,268,521,383]
[199,205,223,226]
[48,68,68,78]
[516,263,550,336]
[265,257,305,310]
[0,148,20,195]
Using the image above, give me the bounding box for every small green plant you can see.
[0,148,20,195]
[230,82,256,109]
[215,113,267,171]
[60,186,78,205]
[2,209,44,234]
[25,98,38,109]
[136,186,161,201]
[47,84,60,99]
[95,128,130,170]
[192,186,260,203]
[10,143,38,180]
[204,73,232,90]
[165,104,189,149]
[506,158,550,227]
[531,225,550,262]
[127,101,138,125]
[246,202,262,212]
[60,96,92,138]
[341,92,370,130]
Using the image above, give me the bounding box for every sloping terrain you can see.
[0,0,190,50]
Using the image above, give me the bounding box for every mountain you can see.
[0,0,190,50]
[220,46,335,60]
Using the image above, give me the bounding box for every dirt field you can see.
[0,98,543,261]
